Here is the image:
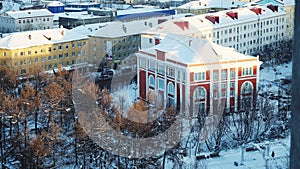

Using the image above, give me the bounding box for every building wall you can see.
[0,39,88,75]
[0,15,54,33]
[137,50,260,114]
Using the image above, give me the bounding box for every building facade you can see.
[137,34,261,116]
[0,28,89,75]
[0,9,54,33]
[142,4,287,55]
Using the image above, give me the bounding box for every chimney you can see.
[205,15,220,24]
[122,24,127,33]
[188,39,192,47]
[267,4,278,12]
[28,35,31,40]
[61,30,64,36]
[250,7,262,15]
[158,19,167,24]
[226,11,238,20]
[174,21,189,30]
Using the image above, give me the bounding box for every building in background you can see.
[176,0,247,15]
[0,9,54,33]
[137,34,261,116]
[247,0,295,41]
[0,28,89,75]
[142,4,287,55]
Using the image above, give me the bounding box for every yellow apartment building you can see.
[0,28,89,75]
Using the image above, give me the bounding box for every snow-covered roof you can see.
[177,0,247,9]
[72,13,187,37]
[143,5,286,35]
[58,12,109,19]
[45,1,65,7]
[117,6,172,16]
[251,0,295,6]
[0,28,89,50]
[139,34,255,65]
[72,22,111,36]
[5,9,54,19]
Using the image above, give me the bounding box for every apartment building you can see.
[142,4,287,55]
[0,28,89,75]
[0,9,54,33]
[137,34,261,115]
[176,0,247,15]
[251,0,295,40]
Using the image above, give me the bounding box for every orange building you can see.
[137,34,262,117]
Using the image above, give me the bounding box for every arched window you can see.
[240,81,253,110]
[149,75,155,88]
[241,81,253,95]
[168,82,175,95]
[194,87,206,101]
[193,87,207,117]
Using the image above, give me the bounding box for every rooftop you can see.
[139,34,256,65]
[5,9,54,19]
[143,4,286,35]
[0,28,89,50]
[177,0,247,9]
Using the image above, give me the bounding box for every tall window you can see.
[149,75,155,88]
[149,61,155,71]
[158,64,165,75]
[168,82,175,95]
[158,78,165,90]
[222,70,227,79]
[230,70,235,79]
[194,72,206,81]
[167,67,175,77]
[193,87,206,117]
[140,58,146,68]
[241,81,253,110]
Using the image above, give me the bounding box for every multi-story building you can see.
[142,4,287,55]
[88,16,183,67]
[0,9,54,33]
[250,0,295,40]
[0,28,89,75]
[176,0,247,15]
[137,34,261,116]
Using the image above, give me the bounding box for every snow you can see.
[144,5,286,35]
[6,9,54,19]
[0,28,89,49]
[178,0,247,9]
[139,33,257,65]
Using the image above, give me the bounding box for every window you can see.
[230,82,235,88]
[167,67,175,77]
[222,70,227,79]
[48,47,51,52]
[59,54,64,59]
[66,44,69,49]
[193,87,206,116]
[149,75,155,87]
[242,67,253,76]
[65,53,69,58]
[35,58,38,63]
[53,55,57,60]
[3,52,6,57]
[158,78,165,90]
[20,51,24,56]
[177,70,181,80]
[182,72,186,82]
[78,51,81,56]
[77,42,82,47]
[72,43,75,48]
[213,71,219,81]
[140,58,146,68]
[41,57,46,62]
[149,61,155,71]
[48,56,51,61]
[53,46,56,51]
[194,72,206,81]
[241,81,253,95]
[158,64,165,74]
[59,45,63,50]
[168,82,175,95]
